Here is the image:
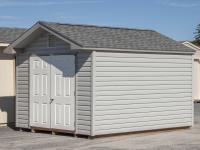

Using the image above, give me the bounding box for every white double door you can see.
[30,55,75,131]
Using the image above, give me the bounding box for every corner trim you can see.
[191,55,194,126]
[91,51,96,136]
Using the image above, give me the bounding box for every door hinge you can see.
[74,91,76,96]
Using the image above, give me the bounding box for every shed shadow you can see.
[0,96,15,129]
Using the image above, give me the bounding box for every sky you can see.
[0,0,199,41]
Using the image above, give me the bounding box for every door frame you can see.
[29,54,76,132]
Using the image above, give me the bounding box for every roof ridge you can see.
[38,21,156,32]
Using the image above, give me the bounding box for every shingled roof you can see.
[0,27,26,44]
[38,21,194,53]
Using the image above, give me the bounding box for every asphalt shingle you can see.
[39,21,194,53]
[0,27,26,44]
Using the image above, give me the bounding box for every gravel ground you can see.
[0,103,200,150]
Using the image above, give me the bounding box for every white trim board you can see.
[0,43,9,47]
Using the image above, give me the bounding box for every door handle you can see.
[50,98,54,104]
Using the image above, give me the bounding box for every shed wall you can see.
[93,51,193,135]
[16,31,92,134]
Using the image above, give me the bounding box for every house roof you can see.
[0,27,26,44]
[182,41,200,51]
[38,21,194,53]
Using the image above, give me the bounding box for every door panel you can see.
[30,55,75,131]
[30,56,51,128]
[50,55,75,130]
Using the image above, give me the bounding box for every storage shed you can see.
[5,21,195,136]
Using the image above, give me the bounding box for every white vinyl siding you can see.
[93,51,193,135]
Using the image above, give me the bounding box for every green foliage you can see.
[194,24,200,44]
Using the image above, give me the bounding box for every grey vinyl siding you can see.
[16,30,93,133]
[26,31,68,49]
[16,54,29,128]
[25,31,70,54]
[76,52,92,135]
[93,51,193,135]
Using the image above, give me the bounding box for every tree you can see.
[194,24,200,45]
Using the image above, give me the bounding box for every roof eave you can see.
[81,47,195,54]
[182,41,200,51]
